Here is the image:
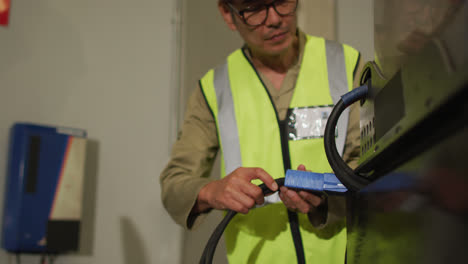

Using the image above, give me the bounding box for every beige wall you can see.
[298,0,375,62]
[298,0,337,40]
[337,0,374,62]
[0,0,182,263]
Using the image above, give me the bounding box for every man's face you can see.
[219,0,298,57]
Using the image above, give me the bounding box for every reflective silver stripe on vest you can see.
[326,40,350,156]
[213,63,242,175]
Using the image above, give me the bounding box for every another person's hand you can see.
[279,164,325,214]
[194,167,278,214]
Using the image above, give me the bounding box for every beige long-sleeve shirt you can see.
[160,31,363,230]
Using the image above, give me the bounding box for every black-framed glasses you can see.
[227,0,298,27]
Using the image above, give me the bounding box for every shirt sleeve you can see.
[159,83,219,230]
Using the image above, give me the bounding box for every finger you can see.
[229,173,265,205]
[279,187,292,205]
[286,189,310,214]
[280,186,288,194]
[227,199,249,214]
[246,168,278,192]
[298,191,323,207]
[280,186,291,204]
[281,187,315,212]
[279,190,296,210]
[297,164,306,171]
[231,191,257,211]
[242,182,265,205]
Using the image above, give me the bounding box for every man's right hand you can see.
[193,167,278,214]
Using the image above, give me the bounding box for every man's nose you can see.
[265,6,282,27]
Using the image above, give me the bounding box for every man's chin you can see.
[264,42,293,56]
[265,33,297,54]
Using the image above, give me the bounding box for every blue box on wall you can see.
[2,123,87,253]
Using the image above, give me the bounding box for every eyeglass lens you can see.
[243,0,297,26]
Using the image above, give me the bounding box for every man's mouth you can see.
[266,31,288,41]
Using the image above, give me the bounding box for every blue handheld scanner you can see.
[284,169,347,193]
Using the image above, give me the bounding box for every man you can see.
[160,0,362,263]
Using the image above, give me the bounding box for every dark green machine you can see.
[346,0,468,263]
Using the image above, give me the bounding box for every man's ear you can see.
[218,1,238,31]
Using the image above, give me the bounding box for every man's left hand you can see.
[279,164,326,213]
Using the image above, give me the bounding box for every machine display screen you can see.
[374,71,405,140]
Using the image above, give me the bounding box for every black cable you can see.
[324,85,371,191]
[287,210,305,264]
[199,178,285,264]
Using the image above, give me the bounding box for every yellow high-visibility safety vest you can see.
[200,35,360,264]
